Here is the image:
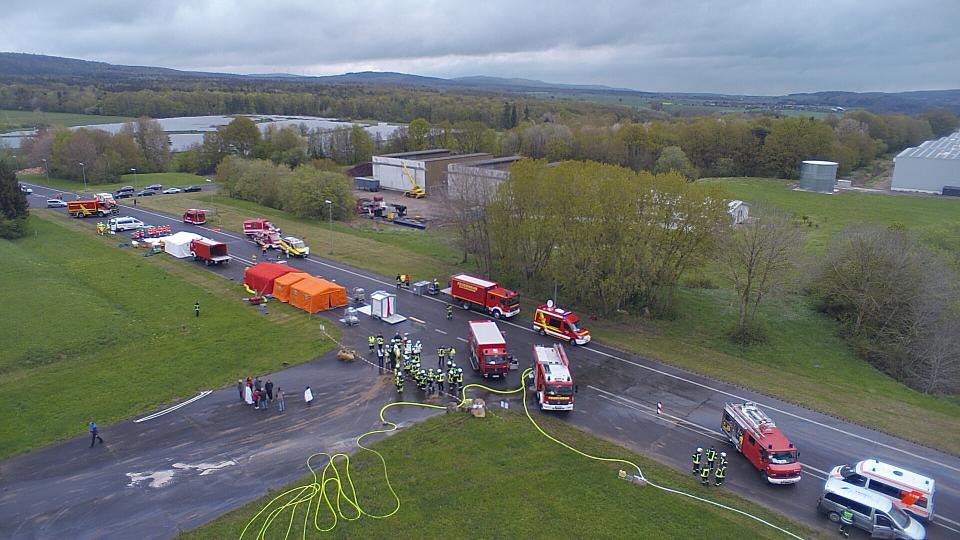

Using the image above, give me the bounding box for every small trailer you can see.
[190,238,231,265]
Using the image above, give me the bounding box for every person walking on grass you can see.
[276,388,285,412]
[194,301,200,318]
[88,421,104,447]
[304,386,314,407]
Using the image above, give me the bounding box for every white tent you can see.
[164,231,203,258]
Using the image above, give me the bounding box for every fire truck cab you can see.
[530,344,576,411]
[721,402,801,485]
[533,301,590,345]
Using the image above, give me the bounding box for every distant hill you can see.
[1,52,958,114]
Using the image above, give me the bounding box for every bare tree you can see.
[717,206,803,341]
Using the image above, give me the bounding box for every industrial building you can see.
[446,156,524,204]
[371,149,492,196]
[891,131,960,194]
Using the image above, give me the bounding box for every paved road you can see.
[11,183,960,539]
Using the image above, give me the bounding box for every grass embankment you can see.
[135,192,466,280]
[0,109,133,131]
[18,172,209,196]
[181,411,816,540]
[144,182,960,452]
[2,212,336,459]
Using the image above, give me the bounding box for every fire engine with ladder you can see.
[721,401,802,485]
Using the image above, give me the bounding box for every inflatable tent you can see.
[243,262,295,295]
[164,231,203,259]
[289,277,349,313]
[273,272,310,303]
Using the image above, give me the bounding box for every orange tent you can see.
[289,277,349,313]
[273,272,310,303]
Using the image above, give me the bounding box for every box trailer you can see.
[190,238,230,265]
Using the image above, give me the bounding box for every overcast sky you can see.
[3,0,958,95]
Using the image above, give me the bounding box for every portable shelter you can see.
[163,231,203,258]
[370,290,396,319]
[316,278,348,309]
[243,262,294,295]
[273,272,310,303]
[289,277,349,313]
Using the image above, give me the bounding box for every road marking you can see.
[933,521,960,535]
[408,316,426,325]
[434,329,447,334]
[134,391,211,423]
[456,337,468,343]
[937,515,960,529]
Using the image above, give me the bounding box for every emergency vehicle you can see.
[252,229,282,249]
[67,195,118,218]
[242,218,280,238]
[830,459,935,522]
[533,301,591,345]
[448,274,520,319]
[182,209,207,225]
[721,402,801,484]
[279,236,310,258]
[467,320,510,378]
[531,344,576,411]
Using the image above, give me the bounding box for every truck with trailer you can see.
[530,344,576,411]
[467,320,511,379]
[242,218,280,238]
[721,402,802,484]
[533,301,591,345]
[67,196,118,218]
[447,273,520,319]
[190,238,231,265]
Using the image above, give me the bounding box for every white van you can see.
[108,216,144,232]
[830,459,935,522]
[819,477,925,540]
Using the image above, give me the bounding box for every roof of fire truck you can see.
[534,345,572,383]
[727,402,795,451]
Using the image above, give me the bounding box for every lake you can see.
[0,114,403,151]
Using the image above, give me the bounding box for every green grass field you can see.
[181,411,816,540]
[0,109,133,132]
[1,212,336,459]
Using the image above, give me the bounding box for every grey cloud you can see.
[2,0,957,94]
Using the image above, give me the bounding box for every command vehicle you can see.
[190,238,230,265]
[533,301,591,345]
[67,196,118,218]
[242,218,280,238]
[721,402,801,484]
[467,320,511,379]
[279,236,310,257]
[182,209,207,225]
[830,460,935,522]
[448,273,520,319]
[818,478,926,540]
[530,343,576,411]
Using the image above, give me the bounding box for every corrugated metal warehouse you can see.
[446,156,524,204]
[891,131,960,194]
[372,149,492,196]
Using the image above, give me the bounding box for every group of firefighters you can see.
[368,332,463,397]
[691,445,727,487]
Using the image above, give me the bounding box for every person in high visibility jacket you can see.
[692,447,703,474]
[395,369,404,393]
[436,367,445,394]
[456,367,464,392]
[426,369,436,394]
[447,347,456,363]
[376,334,385,351]
[437,346,447,369]
[718,451,728,467]
[839,507,854,538]
[447,367,456,394]
[446,304,453,320]
[700,465,711,486]
[714,464,726,486]
[706,446,718,469]
[367,335,375,352]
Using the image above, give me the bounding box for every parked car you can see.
[46,199,67,208]
[162,187,182,194]
[145,184,162,191]
[136,190,156,197]
[183,185,202,193]
[107,216,145,232]
[115,186,135,195]
[19,184,32,194]
[116,191,133,199]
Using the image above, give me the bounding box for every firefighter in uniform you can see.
[376,346,385,374]
[426,369,435,394]
[839,507,854,538]
[692,447,703,474]
[714,463,726,486]
[456,367,464,393]
[446,304,453,320]
[700,464,711,486]
[718,452,727,468]
[447,346,456,364]
[368,335,375,353]
[395,368,404,393]
[436,367,445,395]
[376,333,385,352]
[706,446,718,469]
[396,275,402,289]
[437,346,447,369]
[447,366,456,396]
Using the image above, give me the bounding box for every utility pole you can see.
[325,199,333,255]
[79,161,87,192]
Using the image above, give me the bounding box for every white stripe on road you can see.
[434,329,447,334]
[134,391,212,423]
[456,337,468,343]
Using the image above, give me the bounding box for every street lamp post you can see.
[130,167,138,198]
[324,199,333,255]
[41,158,48,178]
[78,161,87,192]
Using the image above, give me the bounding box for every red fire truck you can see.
[242,218,280,238]
[533,301,591,345]
[67,195,118,218]
[448,273,520,319]
[531,344,576,411]
[190,238,231,265]
[252,229,282,249]
[467,320,511,379]
[721,402,802,484]
[182,209,206,225]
